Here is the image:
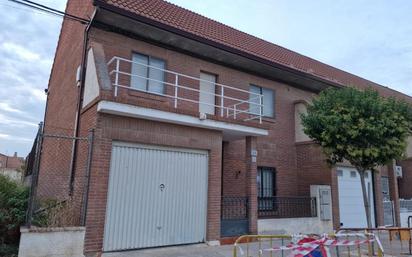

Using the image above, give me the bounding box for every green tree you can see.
[301,87,412,228]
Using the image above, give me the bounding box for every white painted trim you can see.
[112,141,209,155]
[97,101,268,137]
[206,240,220,246]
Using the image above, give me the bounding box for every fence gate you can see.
[383,200,394,227]
[25,123,93,227]
[221,196,249,237]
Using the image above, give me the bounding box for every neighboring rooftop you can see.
[95,0,411,100]
[0,152,24,170]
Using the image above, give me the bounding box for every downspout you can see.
[69,8,98,195]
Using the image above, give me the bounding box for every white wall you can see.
[400,212,412,227]
[19,227,85,257]
[294,102,311,142]
[82,48,100,108]
[0,168,22,182]
[258,185,333,235]
[258,217,333,235]
[406,136,412,158]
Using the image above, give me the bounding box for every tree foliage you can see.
[302,87,412,228]
[302,87,412,170]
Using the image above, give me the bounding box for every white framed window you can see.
[249,84,274,118]
[130,53,165,94]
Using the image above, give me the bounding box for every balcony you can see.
[106,56,265,124]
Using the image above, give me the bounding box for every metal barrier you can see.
[339,227,412,256]
[233,233,383,257]
[107,56,264,123]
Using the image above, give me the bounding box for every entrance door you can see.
[103,142,209,251]
[337,167,376,228]
[199,72,216,115]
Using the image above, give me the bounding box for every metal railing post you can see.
[80,129,94,226]
[107,56,269,124]
[26,122,44,227]
[174,74,178,108]
[234,105,237,119]
[220,86,224,117]
[114,58,119,97]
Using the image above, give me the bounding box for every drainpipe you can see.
[68,8,98,195]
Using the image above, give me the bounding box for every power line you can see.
[6,0,89,24]
[0,2,64,20]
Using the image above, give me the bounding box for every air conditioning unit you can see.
[395,166,403,178]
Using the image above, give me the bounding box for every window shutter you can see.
[131,53,149,90]
[148,57,165,94]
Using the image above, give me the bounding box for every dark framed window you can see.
[130,53,165,94]
[258,167,276,212]
[249,84,275,118]
[258,167,276,198]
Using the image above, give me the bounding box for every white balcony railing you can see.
[107,56,264,123]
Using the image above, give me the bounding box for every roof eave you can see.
[93,0,344,92]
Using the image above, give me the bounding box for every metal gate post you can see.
[26,122,44,227]
[80,129,94,226]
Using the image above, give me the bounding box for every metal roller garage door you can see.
[337,167,375,228]
[103,142,209,251]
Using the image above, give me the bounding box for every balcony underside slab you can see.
[97,100,268,141]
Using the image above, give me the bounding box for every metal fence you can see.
[258,196,317,218]
[25,123,93,227]
[338,227,412,256]
[221,196,249,237]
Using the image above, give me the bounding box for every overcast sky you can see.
[0,0,411,157]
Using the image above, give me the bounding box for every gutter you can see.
[68,8,98,194]
[92,0,344,90]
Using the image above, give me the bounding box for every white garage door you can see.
[103,142,209,251]
[337,167,375,228]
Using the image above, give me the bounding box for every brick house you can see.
[0,152,24,181]
[36,0,412,255]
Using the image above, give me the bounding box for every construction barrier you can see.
[338,227,412,256]
[233,233,384,257]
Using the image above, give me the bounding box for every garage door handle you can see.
[160,184,165,191]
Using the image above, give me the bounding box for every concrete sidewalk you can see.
[102,244,234,257]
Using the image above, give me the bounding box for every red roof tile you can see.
[99,0,411,100]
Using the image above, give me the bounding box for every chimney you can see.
[13,152,17,157]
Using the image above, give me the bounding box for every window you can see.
[337,170,343,177]
[130,53,165,94]
[350,171,357,178]
[258,167,276,211]
[381,176,390,200]
[258,167,276,198]
[249,85,274,118]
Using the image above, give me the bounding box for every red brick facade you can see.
[0,153,24,170]
[36,0,412,256]
[398,158,412,199]
[83,114,223,252]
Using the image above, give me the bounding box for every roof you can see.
[96,0,411,100]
